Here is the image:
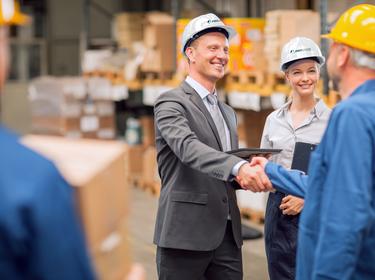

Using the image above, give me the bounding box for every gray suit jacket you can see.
[153,81,243,251]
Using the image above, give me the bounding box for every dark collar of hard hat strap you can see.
[184,27,229,52]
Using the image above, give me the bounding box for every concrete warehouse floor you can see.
[127,186,269,280]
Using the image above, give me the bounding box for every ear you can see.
[337,45,350,68]
[185,47,195,63]
[284,71,291,84]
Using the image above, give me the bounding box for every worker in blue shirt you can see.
[0,1,95,278]
[248,4,375,280]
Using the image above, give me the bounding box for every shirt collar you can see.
[276,97,327,120]
[276,99,292,118]
[350,79,375,98]
[185,76,216,100]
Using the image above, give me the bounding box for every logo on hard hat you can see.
[290,47,312,54]
[207,19,220,24]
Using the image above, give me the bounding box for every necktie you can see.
[206,94,228,151]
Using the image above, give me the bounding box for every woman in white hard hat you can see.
[260,37,331,280]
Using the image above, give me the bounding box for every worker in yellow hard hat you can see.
[240,4,375,279]
[0,1,97,278]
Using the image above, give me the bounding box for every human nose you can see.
[217,48,228,60]
[301,72,309,81]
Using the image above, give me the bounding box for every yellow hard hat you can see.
[0,0,30,25]
[322,4,375,54]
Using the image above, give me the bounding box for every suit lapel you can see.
[181,82,224,151]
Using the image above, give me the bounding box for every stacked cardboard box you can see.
[113,12,144,49]
[22,135,130,280]
[139,115,155,147]
[125,145,145,185]
[126,115,158,191]
[142,146,160,195]
[141,12,175,73]
[175,19,190,79]
[264,10,320,73]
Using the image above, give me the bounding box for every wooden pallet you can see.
[240,207,265,224]
[227,71,266,86]
[266,73,286,87]
[141,71,174,81]
[83,70,122,81]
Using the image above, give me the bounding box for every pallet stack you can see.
[126,115,161,197]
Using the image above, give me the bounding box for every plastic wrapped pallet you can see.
[29,77,116,139]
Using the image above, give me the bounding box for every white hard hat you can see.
[280,37,325,71]
[181,13,236,54]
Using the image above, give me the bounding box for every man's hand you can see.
[236,163,273,192]
[279,195,304,215]
[248,153,272,162]
[249,156,269,169]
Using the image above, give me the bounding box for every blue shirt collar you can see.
[349,79,375,98]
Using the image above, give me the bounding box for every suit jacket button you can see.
[222,197,227,203]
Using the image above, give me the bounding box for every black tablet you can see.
[227,148,282,160]
[291,142,317,174]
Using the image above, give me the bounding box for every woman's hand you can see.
[279,195,304,215]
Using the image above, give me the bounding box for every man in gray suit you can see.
[153,13,269,280]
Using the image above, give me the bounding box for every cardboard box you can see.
[142,146,160,195]
[264,10,320,73]
[141,12,174,73]
[141,47,174,73]
[125,145,145,180]
[93,221,131,280]
[23,136,131,279]
[113,12,144,48]
[22,136,128,245]
[140,115,155,147]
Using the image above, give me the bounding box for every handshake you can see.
[236,157,275,192]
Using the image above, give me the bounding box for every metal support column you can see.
[80,0,90,73]
[320,0,329,96]
[171,0,180,72]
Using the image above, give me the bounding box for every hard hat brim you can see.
[281,56,325,72]
[182,24,237,54]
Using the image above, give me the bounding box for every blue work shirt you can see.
[265,79,375,280]
[0,126,96,279]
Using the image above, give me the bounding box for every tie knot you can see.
[206,94,218,106]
